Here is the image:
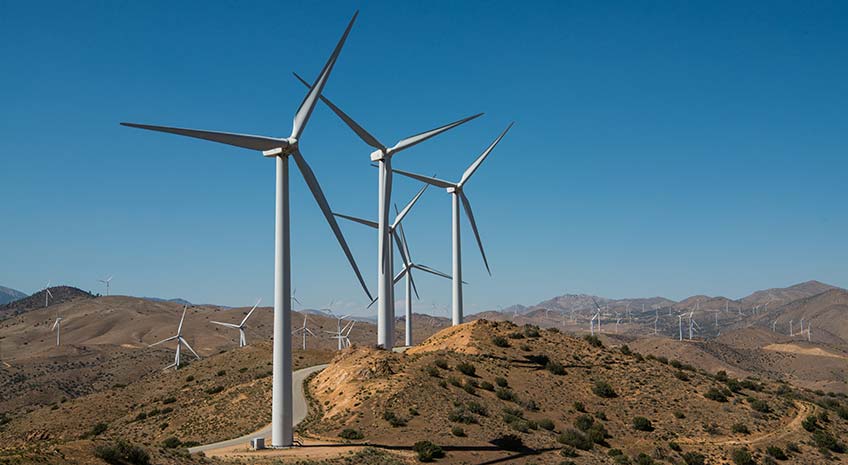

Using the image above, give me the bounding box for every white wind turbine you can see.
[799,317,805,335]
[293,73,481,348]
[772,320,777,332]
[392,209,452,347]
[590,311,599,336]
[335,186,431,347]
[291,314,316,350]
[150,305,200,370]
[98,276,113,296]
[789,319,794,336]
[688,310,700,340]
[393,124,514,327]
[325,318,355,350]
[677,313,684,341]
[122,12,369,448]
[51,308,63,347]
[210,298,262,348]
[44,281,53,308]
[654,307,659,335]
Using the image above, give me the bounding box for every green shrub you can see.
[160,407,173,415]
[382,410,407,427]
[634,452,654,465]
[507,331,525,339]
[413,441,444,462]
[94,440,151,465]
[448,376,461,387]
[812,429,845,452]
[573,401,585,412]
[448,407,477,424]
[731,423,749,434]
[673,410,685,419]
[185,375,194,382]
[668,441,681,452]
[674,371,690,382]
[682,452,705,465]
[592,380,617,398]
[451,426,465,437]
[539,418,555,431]
[714,370,728,382]
[456,362,476,376]
[491,434,524,451]
[463,383,477,395]
[574,414,594,431]
[161,436,181,449]
[425,365,440,377]
[749,398,771,413]
[134,412,147,422]
[162,397,176,405]
[704,387,727,402]
[558,429,593,450]
[480,381,494,391]
[409,407,419,416]
[205,386,224,395]
[560,446,578,457]
[496,387,516,401]
[339,428,364,440]
[434,358,449,369]
[766,446,787,460]
[492,336,510,347]
[802,415,818,432]
[91,422,108,436]
[495,377,509,387]
[583,335,603,347]
[632,416,654,432]
[731,448,754,465]
[620,345,632,356]
[586,423,609,445]
[467,401,488,416]
[523,325,540,337]
[546,361,566,375]
[216,370,226,376]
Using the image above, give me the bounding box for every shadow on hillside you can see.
[314,442,559,464]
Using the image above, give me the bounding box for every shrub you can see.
[448,376,461,387]
[413,441,444,462]
[595,411,607,421]
[456,362,476,377]
[592,380,617,398]
[161,437,181,448]
[632,416,654,432]
[546,361,566,375]
[731,423,750,434]
[467,401,488,416]
[480,381,494,391]
[496,387,516,401]
[185,375,194,382]
[519,398,539,411]
[216,370,226,376]
[668,441,681,452]
[673,410,686,419]
[382,410,407,427]
[766,446,787,460]
[634,453,654,465]
[586,423,610,445]
[682,452,705,465]
[492,336,510,347]
[558,429,593,450]
[434,358,449,369]
[448,407,477,424]
[409,407,419,416]
[425,365,440,377]
[560,446,578,457]
[205,386,224,395]
[134,412,147,422]
[463,383,477,396]
[620,345,632,356]
[491,434,524,451]
[812,430,844,452]
[583,335,603,347]
[508,331,525,339]
[802,415,818,432]
[714,370,728,382]
[91,422,108,436]
[523,325,540,337]
[451,426,465,437]
[94,440,151,465]
[574,414,594,431]
[160,407,173,415]
[539,418,555,431]
[495,377,509,387]
[573,401,585,412]
[704,387,727,402]
[731,448,754,465]
[162,397,176,405]
[674,371,690,382]
[339,428,364,440]
[749,398,771,413]
[238,366,248,373]
[438,380,447,389]
[786,442,799,453]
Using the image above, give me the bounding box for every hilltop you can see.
[298,320,848,464]
[0,286,92,320]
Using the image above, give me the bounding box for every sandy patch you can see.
[763,343,847,359]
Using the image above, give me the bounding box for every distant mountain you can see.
[0,286,27,305]
[142,297,194,306]
[0,286,93,320]
[741,280,839,307]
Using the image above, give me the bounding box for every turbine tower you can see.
[51,310,63,346]
[210,298,262,347]
[293,73,480,348]
[392,212,452,347]
[393,124,513,326]
[121,12,369,448]
[98,276,113,296]
[44,281,53,308]
[150,305,200,370]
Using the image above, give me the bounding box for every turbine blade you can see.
[344,320,356,336]
[291,11,358,140]
[177,305,187,335]
[120,123,287,151]
[181,338,201,360]
[291,150,373,301]
[149,335,178,347]
[458,122,513,187]
[388,113,483,154]
[392,168,456,189]
[459,192,490,275]
[333,212,379,229]
[413,264,452,281]
[391,184,428,229]
[210,321,239,328]
[52,319,59,331]
[292,72,385,151]
[367,297,378,309]
[46,289,53,298]
[241,297,262,326]
[395,213,413,264]
[393,264,409,285]
[409,268,420,300]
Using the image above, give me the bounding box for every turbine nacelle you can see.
[262,139,296,157]
[370,148,389,162]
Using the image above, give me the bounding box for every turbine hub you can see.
[370,149,388,162]
[446,186,460,194]
[262,138,297,157]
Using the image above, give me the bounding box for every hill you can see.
[298,320,848,464]
[0,286,93,320]
[741,280,838,307]
[0,285,27,306]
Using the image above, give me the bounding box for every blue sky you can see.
[1,1,846,315]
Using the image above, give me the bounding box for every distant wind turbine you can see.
[44,281,53,308]
[291,314,316,350]
[326,318,355,350]
[51,309,63,347]
[150,305,200,370]
[98,276,113,296]
[210,298,262,347]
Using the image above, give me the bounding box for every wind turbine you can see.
[799,317,805,335]
[325,318,355,350]
[44,281,53,308]
[51,309,63,346]
[210,298,262,347]
[150,305,200,370]
[121,12,369,448]
[293,74,481,348]
[291,314,316,350]
[678,313,684,341]
[772,320,777,332]
[654,307,659,335]
[590,311,599,336]
[393,124,513,327]
[98,276,113,296]
[789,319,794,336]
[688,310,700,340]
[392,209,452,347]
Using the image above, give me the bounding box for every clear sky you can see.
[1,1,846,315]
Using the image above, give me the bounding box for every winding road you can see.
[188,364,328,454]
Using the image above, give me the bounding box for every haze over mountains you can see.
[0,285,26,305]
